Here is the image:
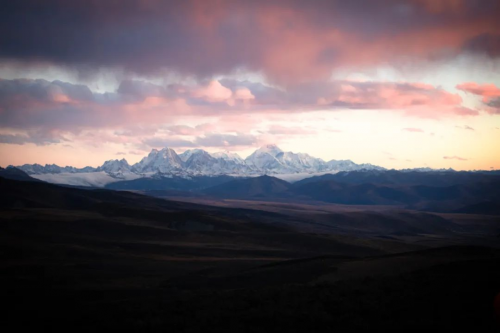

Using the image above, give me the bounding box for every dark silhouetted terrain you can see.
[0,166,40,182]
[101,170,500,215]
[1,176,500,332]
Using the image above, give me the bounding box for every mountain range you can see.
[3,164,499,215]
[201,173,500,208]
[12,144,385,186]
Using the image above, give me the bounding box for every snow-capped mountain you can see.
[211,150,244,164]
[244,144,365,174]
[133,148,184,173]
[184,150,219,174]
[13,144,387,187]
[400,167,455,172]
[245,144,290,172]
[97,158,131,174]
[276,151,327,172]
[181,149,252,175]
[178,149,205,163]
[17,163,97,174]
[211,150,248,174]
[326,160,383,172]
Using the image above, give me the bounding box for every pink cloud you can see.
[456,82,500,98]
[192,81,233,102]
[191,80,255,106]
[266,125,315,135]
[166,125,200,136]
[0,77,487,147]
[317,81,472,118]
[443,155,468,161]
[456,82,500,114]
[403,128,424,133]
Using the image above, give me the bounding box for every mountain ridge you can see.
[13,145,385,180]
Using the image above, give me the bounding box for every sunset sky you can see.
[0,0,499,170]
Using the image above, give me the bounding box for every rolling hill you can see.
[196,175,500,215]
[203,175,292,198]
[1,176,500,331]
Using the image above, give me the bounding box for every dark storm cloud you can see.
[462,33,500,58]
[1,0,499,83]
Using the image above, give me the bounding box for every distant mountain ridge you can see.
[13,144,384,181]
[14,144,497,188]
[0,166,40,182]
[200,174,500,214]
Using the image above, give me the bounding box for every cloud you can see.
[142,137,196,149]
[455,125,475,131]
[325,128,342,133]
[1,1,499,84]
[0,130,66,145]
[0,133,37,145]
[403,127,424,133]
[128,150,146,155]
[486,97,500,113]
[165,125,201,136]
[0,78,477,130]
[141,132,259,149]
[443,155,468,161]
[456,82,500,114]
[456,82,500,98]
[266,125,315,135]
[312,81,474,118]
[462,33,500,58]
[0,77,488,146]
[192,81,233,103]
[194,133,258,147]
[192,81,255,106]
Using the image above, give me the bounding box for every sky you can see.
[0,0,499,170]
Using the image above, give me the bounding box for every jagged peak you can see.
[212,150,242,158]
[102,158,129,165]
[263,143,280,150]
[256,144,283,156]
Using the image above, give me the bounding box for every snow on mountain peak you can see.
[98,158,131,173]
[179,149,206,162]
[16,145,387,184]
[258,144,283,157]
[211,150,244,163]
[134,147,184,173]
